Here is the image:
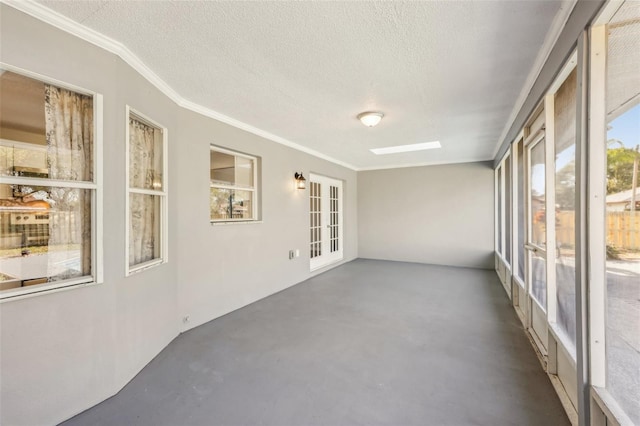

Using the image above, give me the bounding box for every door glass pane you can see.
[529,140,547,308]
[531,249,547,309]
[497,166,503,255]
[329,185,339,253]
[310,182,321,259]
[517,141,526,280]
[530,141,546,249]
[554,69,577,354]
[605,2,640,422]
[505,155,512,265]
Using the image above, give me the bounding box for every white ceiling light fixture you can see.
[370,141,441,155]
[18,0,572,170]
[357,111,384,127]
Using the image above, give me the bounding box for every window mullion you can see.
[129,187,166,196]
[0,176,97,189]
[210,184,255,192]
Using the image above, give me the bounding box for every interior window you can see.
[0,70,96,298]
[210,146,258,222]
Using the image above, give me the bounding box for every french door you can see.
[309,174,343,271]
[525,133,548,352]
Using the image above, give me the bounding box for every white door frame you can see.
[309,174,343,271]
[525,128,549,354]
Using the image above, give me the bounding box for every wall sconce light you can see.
[294,172,306,189]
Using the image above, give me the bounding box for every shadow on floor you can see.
[62,259,570,426]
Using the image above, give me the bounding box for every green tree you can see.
[606,145,639,194]
[556,159,575,209]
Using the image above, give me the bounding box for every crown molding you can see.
[179,98,358,170]
[2,0,358,171]
[492,0,578,158]
[356,156,493,172]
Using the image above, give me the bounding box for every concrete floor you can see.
[62,259,570,426]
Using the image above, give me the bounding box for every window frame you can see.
[588,18,608,394]
[0,63,103,302]
[209,145,258,223]
[547,54,579,360]
[496,150,514,269]
[512,133,526,289]
[503,150,512,269]
[523,104,549,315]
[490,2,640,423]
[125,106,168,276]
[588,5,640,423]
[495,163,504,257]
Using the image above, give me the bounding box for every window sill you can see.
[210,220,263,226]
[0,276,98,303]
[127,258,165,276]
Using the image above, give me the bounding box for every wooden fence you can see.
[556,210,640,250]
[605,211,640,250]
[0,211,82,250]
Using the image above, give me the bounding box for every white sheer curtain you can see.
[44,84,93,280]
[129,118,158,266]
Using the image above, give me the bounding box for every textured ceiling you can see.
[34,0,569,170]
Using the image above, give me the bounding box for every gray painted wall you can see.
[175,107,358,331]
[358,162,494,269]
[0,5,356,425]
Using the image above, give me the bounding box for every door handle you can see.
[524,243,538,252]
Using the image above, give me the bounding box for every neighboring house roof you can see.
[606,188,640,203]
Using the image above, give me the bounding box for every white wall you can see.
[0,5,357,425]
[176,109,358,331]
[358,162,494,269]
[1,5,491,426]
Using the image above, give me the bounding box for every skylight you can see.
[370,141,441,155]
